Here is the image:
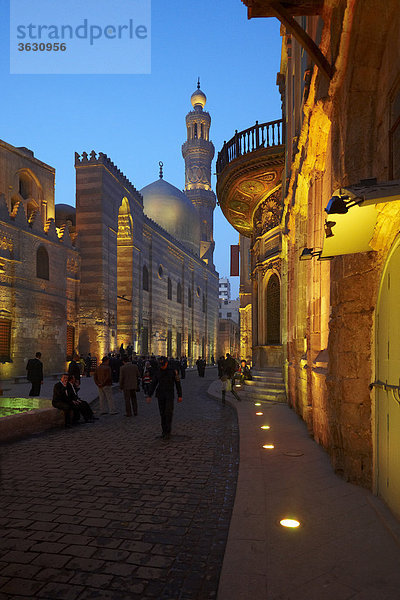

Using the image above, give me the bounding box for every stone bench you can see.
[14,376,27,384]
[0,406,64,443]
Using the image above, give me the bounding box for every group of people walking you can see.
[49,353,183,440]
[25,347,248,438]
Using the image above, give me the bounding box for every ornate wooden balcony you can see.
[216,119,283,175]
[216,120,285,237]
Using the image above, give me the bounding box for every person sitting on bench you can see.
[68,374,96,423]
[52,373,80,428]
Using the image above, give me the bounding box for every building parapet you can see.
[0,194,75,248]
[75,150,142,203]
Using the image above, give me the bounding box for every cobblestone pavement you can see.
[0,369,239,600]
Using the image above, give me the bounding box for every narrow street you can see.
[0,369,238,600]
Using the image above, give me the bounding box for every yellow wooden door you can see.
[376,242,400,518]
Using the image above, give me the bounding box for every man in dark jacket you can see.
[26,352,43,396]
[146,357,182,439]
[68,355,81,386]
[223,353,241,402]
[52,373,80,427]
[217,356,225,378]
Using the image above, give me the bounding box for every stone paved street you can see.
[0,368,239,600]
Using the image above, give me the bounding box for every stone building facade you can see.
[217,296,240,360]
[217,0,400,519]
[0,85,218,376]
[0,141,79,378]
[217,318,240,360]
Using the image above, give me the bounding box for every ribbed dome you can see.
[55,203,76,228]
[140,178,200,255]
[191,88,206,109]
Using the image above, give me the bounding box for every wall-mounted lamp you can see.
[324,220,336,238]
[325,193,364,215]
[299,247,322,261]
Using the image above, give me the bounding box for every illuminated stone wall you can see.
[0,141,79,378]
[75,152,144,360]
[0,132,219,378]
[75,152,218,364]
[141,219,218,363]
[239,235,252,363]
[280,0,400,487]
[217,319,240,360]
[0,140,55,221]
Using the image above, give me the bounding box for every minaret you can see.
[182,79,216,266]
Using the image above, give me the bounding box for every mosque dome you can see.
[140,177,200,255]
[55,203,76,228]
[191,87,206,109]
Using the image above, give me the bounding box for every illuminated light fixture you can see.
[263,444,274,449]
[324,220,336,238]
[299,247,321,261]
[254,402,261,406]
[255,412,263,416]
[325,193,364,215]
[261,425,270,430]
[280,518,301,528]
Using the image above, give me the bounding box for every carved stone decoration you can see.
[117,214,133,243]
[216,139,284,237]
[256,257,282,279]
[260,192,282,233]
[238,179,265,196]
[252,189,282,237]
[168,245,184,262]
[67,257,79,274]
[0,234,13,252]
[186,166,210,186]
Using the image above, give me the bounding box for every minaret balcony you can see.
[182,138,214,155]
[216,119,285,237]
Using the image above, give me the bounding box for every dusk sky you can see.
[1,0,282,298]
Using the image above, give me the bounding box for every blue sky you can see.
[1,0,282,298]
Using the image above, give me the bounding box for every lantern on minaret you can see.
[182,79,216,266]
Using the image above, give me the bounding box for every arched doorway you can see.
[266,273,280,345]
[376,240,400,518]
[117,198,134,351]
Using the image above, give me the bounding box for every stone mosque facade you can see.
[0,84,218,378]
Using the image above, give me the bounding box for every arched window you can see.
[143,265,149,291]
[266,274,280,344]
[0,319,11,362]
[19,172,32,199]
[194,123,198,139]
[177,281,182,304]
[188,286,192,308]
[167,277,172,300]
[176,332,182,357]
[200,124,204,139]
[167,330,172,357]
[66,325,75,361]
[36,246,49,280]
